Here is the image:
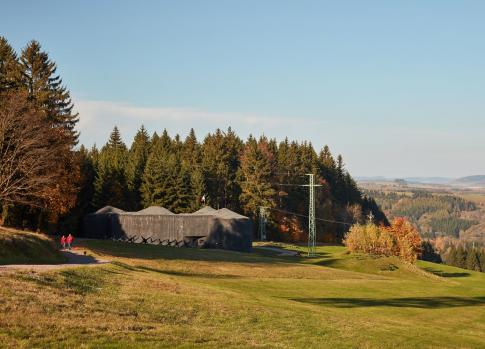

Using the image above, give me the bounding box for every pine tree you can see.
[190,167,206,211]
[151,131,160,147]
[183,128,201,166]
[0,36,21,91]
[172,163,193,213]
[319,145,336,170]
[140,141,171,208]
[160,129,172,152]
[299,141,318,174]
[239,136,276,219]
[90,145,100,170]
[162,154,179,210]
[20,40,78,144]
[333,154,347,204]
[465,247,481,271]
[278,140,303,213]
[420,240,442,263]
[455,245,467,269]
[202,128,242,209]
[180,128,206,211]
[480,251,485,273]
[92,127,129,209]
[126,125,150,210]
[173,134,183,157]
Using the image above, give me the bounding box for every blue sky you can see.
[2,0,484,177]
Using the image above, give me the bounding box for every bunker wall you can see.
[83,213,253,252]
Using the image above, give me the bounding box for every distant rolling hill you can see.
[356,176,453,185]
[451,175,485,188]
[404,177,452,185]
[358,175,485,188]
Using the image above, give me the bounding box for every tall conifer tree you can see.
[93,127,129,209]
[0,36,21,91]
[126,126,150,209]
[20,40,78,144]
[239,136,276,219]
[140,140,170,208]
[202,128,242,209]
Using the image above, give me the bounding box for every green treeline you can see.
[443,244,485,272]
[71,127,387,242]
[421,240,485,272]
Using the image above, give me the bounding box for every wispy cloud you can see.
[75,99,326,147]
[73,99,485,177]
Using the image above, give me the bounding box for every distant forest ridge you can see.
[357,176,485,188]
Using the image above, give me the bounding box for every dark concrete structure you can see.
[83,206,252,252]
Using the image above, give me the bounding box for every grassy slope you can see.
[0,227,65,264]
[0,241,484,349]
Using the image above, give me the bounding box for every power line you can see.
[269,207,352,226]
[260,174,349,257]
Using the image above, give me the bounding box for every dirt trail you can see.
[0,250,109,272]
[256,246,300,256]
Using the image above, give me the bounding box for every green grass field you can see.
[0,236,484,348]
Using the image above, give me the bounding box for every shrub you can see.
[343,223,394,257]
[385,217,422,263]
[344,217,422,263]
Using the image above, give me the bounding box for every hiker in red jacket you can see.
[66,234,73,250]
[60,235,66,250]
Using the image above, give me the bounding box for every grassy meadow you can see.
[0,237,484,348]
[0,240,485,348]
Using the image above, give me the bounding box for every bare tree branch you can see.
[0,91,77,211]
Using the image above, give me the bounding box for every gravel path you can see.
[256,246,300,256]
[0,250,109,272]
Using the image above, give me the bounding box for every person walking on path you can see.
[66,234,73,250]
[60,235,66,250]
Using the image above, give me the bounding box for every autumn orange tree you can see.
[385,217,422,263]
[344,217,422,263]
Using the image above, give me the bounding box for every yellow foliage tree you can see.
[344,217,422,263]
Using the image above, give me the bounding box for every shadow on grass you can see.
[82,239,306,265]
[290,296,485,309]
[423,267,470,278]
[62,250,99,264]
[314,258,343,268]
[136,265,242,279]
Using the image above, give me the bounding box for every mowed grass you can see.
[0,227,65,264]
[0,239,484,348]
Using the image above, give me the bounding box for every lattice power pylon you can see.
[303,174,321,257]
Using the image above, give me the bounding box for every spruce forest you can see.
[0,37,386,242]
[51,125,388,242]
